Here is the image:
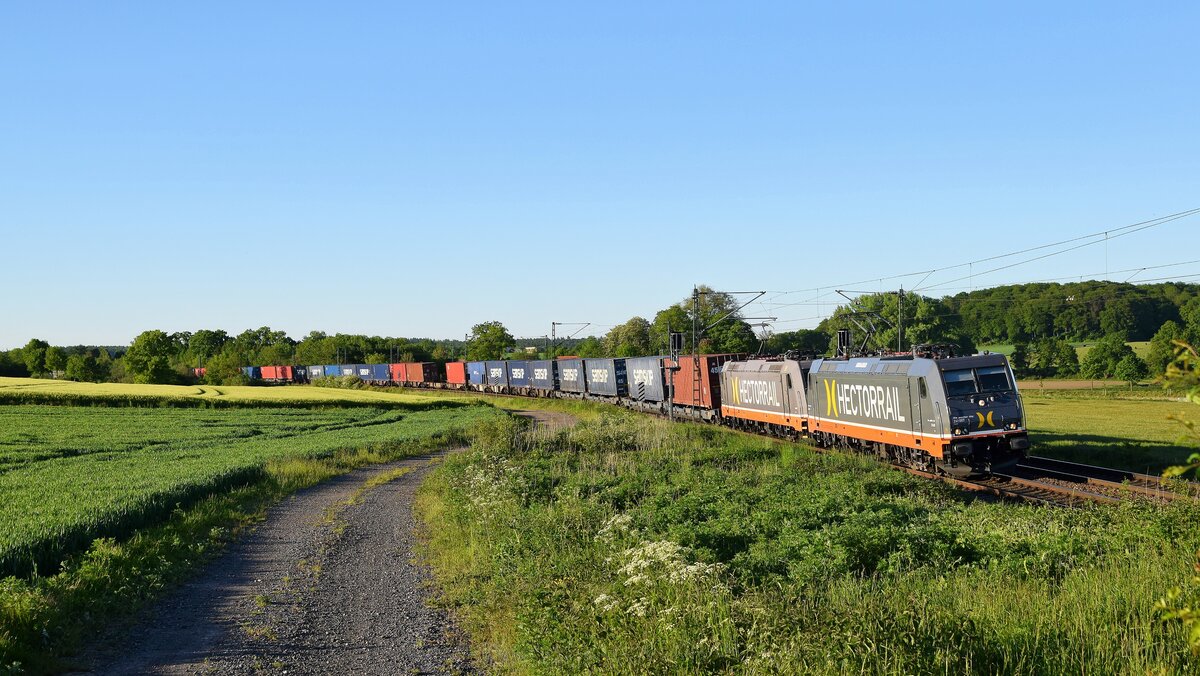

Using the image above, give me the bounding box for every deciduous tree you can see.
[124,330,180,384]
[466,321,514,361]
[22,339,49,376]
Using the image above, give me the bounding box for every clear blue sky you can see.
[2,2,1198,349]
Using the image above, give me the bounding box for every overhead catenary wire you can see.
[755,207,1200,305]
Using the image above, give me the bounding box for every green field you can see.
[0,402,500,578]
[1022,390,1195,473]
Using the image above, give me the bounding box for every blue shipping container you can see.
[310,365,326,379]
[584,358,628,397]
[506,360,531,387]
[558,359,586,393]
[325,365,342,377]
[485,361,508,387]
[370,363,391,381]
[467,361,487,385]
[626,356,668,402]
[242,366,261,380]
[528,360,557,390]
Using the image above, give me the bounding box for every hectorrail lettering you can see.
[828,380,906,423]
[734,377,782,408]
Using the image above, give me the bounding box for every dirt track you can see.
[74,409,576,675]
[75,452,474,675]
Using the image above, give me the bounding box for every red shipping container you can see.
[445,361,467,385]
[264,365,294,381]
[389,363,408,382]
[670,354,745,409]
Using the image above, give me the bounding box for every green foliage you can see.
[63,353,103,383]
[124,330,181,384]
[603,317,652,357]
[0,350,27,378]
[1081,333,1137,379]
[1148,321,1186,376]
[1010,340,1030,371]
[648,286,758,355]
[1114,353,1150,385]
[950,280,1196,345]
[466,321,515,361]
[572,336,605,358]
[21,339,48,377]
[1157,342,1200,655]
[1014,338,1080,377]
[421,413,1200,674]
[42,347,66,375]
[1181,298,1200,336]
[311,375,365,389]
[765,329,830,356]
[819,292,975,354]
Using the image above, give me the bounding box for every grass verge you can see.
[417,412,1200,674]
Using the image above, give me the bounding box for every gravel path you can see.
[77,451,474,675]
[74,409,577,675]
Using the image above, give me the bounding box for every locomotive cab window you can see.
[942,369,977,396]
[918,377,927,398]
[976,365,1011,392]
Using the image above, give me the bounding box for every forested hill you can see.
[945,280,1200,344]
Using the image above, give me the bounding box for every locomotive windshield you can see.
[976,365,1012,392]
[943,369,976,396]
[943,365,1013,396]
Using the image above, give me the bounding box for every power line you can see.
[756,207,1200,304]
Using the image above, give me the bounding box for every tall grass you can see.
[418,413,1200,674]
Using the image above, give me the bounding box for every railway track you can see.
[901,467,1124,507]
[386,385,1200,508]
[1013,455,1197,503]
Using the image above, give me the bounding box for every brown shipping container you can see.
[670,354,746,409]
[404,362,439,383]
[389,363,407,382]
[445,361,467,385]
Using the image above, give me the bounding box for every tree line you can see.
[4,281,1196,385]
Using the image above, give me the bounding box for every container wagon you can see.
[446,362,467,387]
[625,356,669,412]
[672,354,744,420]
[485,360,508,392]
[528,359,557,395]
[467,362,487,390]
[506,360,533,394]
[558,358,586,396]
[584,358,627,398]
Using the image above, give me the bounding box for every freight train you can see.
[227,350,1029,476]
